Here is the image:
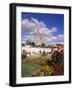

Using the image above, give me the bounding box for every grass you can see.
[21,54,51,77]
[21,62,41,77]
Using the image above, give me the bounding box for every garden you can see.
[21,50,64,77]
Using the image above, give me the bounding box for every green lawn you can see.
[21,62,41,77]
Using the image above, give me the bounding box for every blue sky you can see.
[21,12,64,45]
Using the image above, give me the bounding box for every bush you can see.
[51,50,64,64]
[53,64,64,75]
[46,50,64,75]
[22,54,27,59]
[24,55,50,66]
[32,65,54,76]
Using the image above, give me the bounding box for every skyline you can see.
[21,12,64,45]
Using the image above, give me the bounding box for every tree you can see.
[31,42,36,47]
[22,43,25,46]
[41,43,45,48]
[26,40,31,45]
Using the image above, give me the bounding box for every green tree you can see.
[41,43,45,48]
[26,40,31,45]
[31,42,36,47]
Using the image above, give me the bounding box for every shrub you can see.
[51,50,64,64]
[53,64,64,75]
[32,65,54,76]
[22,54,27,59]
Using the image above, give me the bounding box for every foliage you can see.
[41,50,46,56]
[24,55,50,66]
[22,54,27,60]
[22,49,64,77]
[26,40,31,45]
[32,65,54,76]
[47,50,64,75]
[31,42,36,47]
[41,43,45,48]
[53,64,64,75]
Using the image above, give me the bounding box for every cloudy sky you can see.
[21,12,64,45]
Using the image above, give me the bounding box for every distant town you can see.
[21,41,64,58]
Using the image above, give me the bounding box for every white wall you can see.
[0,0,72,89]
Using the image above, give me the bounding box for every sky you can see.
[21,12,64,45]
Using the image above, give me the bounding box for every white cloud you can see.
[40,21,47,28]
[21,18,64,45]
[51,36,57,40]
[31,17,40,26]
[21,19,36,32]
[51,27,57,33]
[58,34,64,39]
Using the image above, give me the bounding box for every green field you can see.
[21,62,41,77]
